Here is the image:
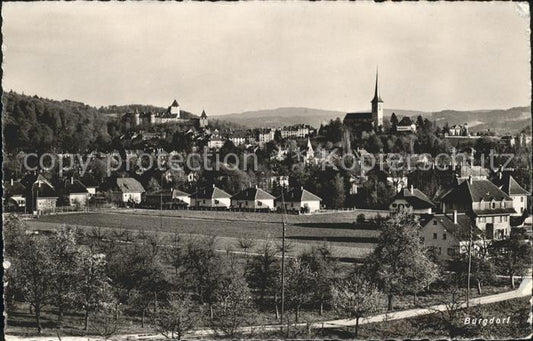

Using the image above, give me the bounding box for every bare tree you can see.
[152,293,201,339]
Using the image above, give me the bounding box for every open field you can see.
[24,209,384,260]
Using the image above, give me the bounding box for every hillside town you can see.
[3,2,532,339]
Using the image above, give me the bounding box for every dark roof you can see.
[116,178,145,193]
[393,187,435,209]
[442,179,511,203]
[172,189,190,197]
[472,208,517,216]
[344,112,373,120]
[65,179,89,194]
[276,187,321,202]
[201,110,207,118]
[421,213,482,240]
[494,174,530,196]
[190,186,231,199]
[145,189,173,198]
[398,117,413,126]
[5,181,26,197]
[32,181,58,198]
[80,174,99,188]
[231,187,276,201]
[171,99,179,107]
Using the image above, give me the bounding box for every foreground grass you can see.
[26,210,380,259]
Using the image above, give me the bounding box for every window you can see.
[521,196,524,202]
[433,233,437,240]
[258,201,262,206]
[214,199,220,204]
[443,233,447,240]
[492,202,496,209]
[499,216,502,223]
[433,220,437,225]
[438,247,442,255]
[447,248,455,257]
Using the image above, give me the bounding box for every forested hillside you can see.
[2,92,114,153]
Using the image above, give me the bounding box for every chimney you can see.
[212,184,216,188]
[11,178,13,186]
[468,175,473,184]
[453,210,457,224]
[71,177,74,185]
[410,185,414,194]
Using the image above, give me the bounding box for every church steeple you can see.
[371,68,383,103]
[371,67,384,127]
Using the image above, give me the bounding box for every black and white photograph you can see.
[2,1,532,340]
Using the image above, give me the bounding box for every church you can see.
[343,70,384,130]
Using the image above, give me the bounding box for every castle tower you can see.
[200,110,208,128]
[170,99,181,118]
[371,69,384,127]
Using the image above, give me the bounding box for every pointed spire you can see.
[372,67,383,103]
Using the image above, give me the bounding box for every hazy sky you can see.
[2,2,530,115]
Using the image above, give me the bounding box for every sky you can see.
[2,2,531,115]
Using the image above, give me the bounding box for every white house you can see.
[493,174,530,217]
[4,179,26,211]
[208,136,225,150]
[275,186,322,213]
[65,178,89,207]
[420,211,484,261]
[231,186,276,211]
[172,189,191,207]
[113,178,145,204]
[190,185,231,209]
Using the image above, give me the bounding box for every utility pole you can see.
[466,222,473,309]
[280,190,287,331]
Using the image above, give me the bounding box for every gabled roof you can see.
[116,178,145,193]
[276,187,321,202]
[398,117,413,126]
[200,110,207,118]
[32,181,58,198]
[190,186,231,199]
[393,187,435,209]
[172,189,190,197]
[421,213,482,240]
[442,179,511,203]
[231,187,276,201]
[171,99,179,107]
[494,174,530,196]
[344,112,373,120]
[65,179,89,194]
[145,189,173,197]
[5,181,26,197]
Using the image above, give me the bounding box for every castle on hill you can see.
[123,99,208,129]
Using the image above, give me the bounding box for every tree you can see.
[367,211,438,311]
[211,265,255,338]
[237,234,256,256]
[491,228,532,288]
[49,228,80,329]
[152,293,201,339]
[14,234,53,333]
[450,240,495,295]
[246,239,280,306]
[284,258,316,323]
[330,276,381,337]
[390,113,399,130]
[78,250,114,331]
[91,300,124,340]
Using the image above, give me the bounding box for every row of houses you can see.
[4,174,323,214]
[388,173,530,260]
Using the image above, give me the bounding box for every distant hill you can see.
[215,106,531,133]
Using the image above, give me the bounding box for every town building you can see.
[199,110,209,129]
[143,188,190,209]
[280,125,310,139]
[231,186,276,211]
[389,185,435,215]
[63,178,89,207]
[446,123,470,137]
[493,173,530,216]
[124,99,204,128]
[190,185,232,209]
[343,70,384,130]
[112,177,145,205]
[208,136,225,150]
[440,178,515,240]
[275,186,322,213]
[420,211,483,260]
[396,117,417,133]
[258,129,275,145]
[29,174,58,214]
[4,179,26,212]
